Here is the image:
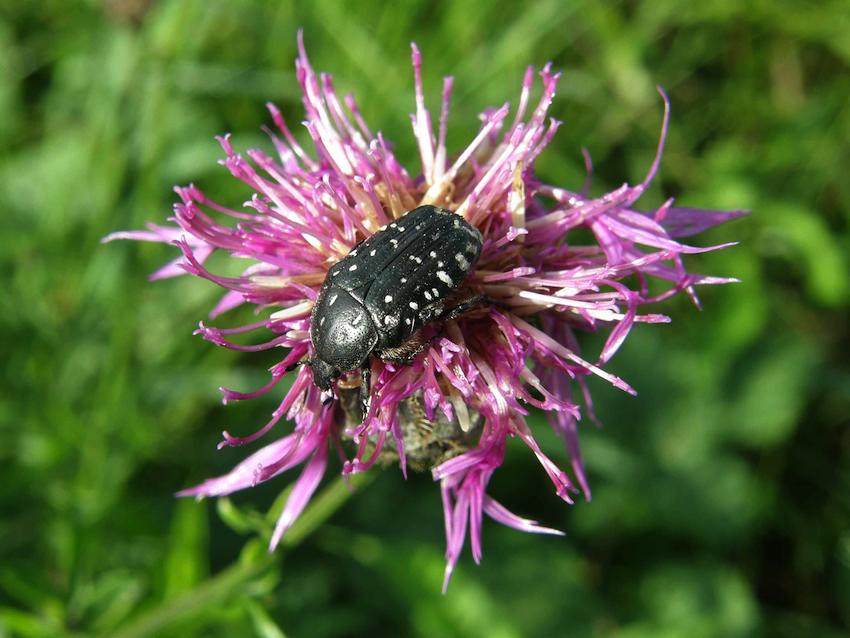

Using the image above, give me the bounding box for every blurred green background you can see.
[2,1,848,636]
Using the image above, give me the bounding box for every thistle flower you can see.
[106,34,742,590]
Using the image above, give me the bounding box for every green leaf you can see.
[727,340,818,447]
[217,497,272,536]
[245,600,288,638]
[162,499,209,598]
[767,202,849,306]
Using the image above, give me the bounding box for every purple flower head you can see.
[106,34,743,591]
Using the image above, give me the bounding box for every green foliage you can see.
[1,1,847,636]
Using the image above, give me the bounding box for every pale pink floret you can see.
[104,32,743,590]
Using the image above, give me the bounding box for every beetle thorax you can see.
[310,286,378,375]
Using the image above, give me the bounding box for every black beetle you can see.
[307,205,484,414]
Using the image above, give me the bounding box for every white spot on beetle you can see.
[350,249,358,256]
[348,264,358,271]
[429,251,437,258]
[390,238,399,247]
[409,255,421,263]
[432,287,439,297]
[453,219,460,228]
[398,226,405,232]
[424,290,433,301]
[404,317,411,325]
[455,253,469,269]
[409,301,419,310]
[385,295,393,303]
[437,271,453,286]
[329,293,338,306]
[437,261,444,267]
[384,315,394,326]
[390,223,397,228]
[370,249,376,256]
[319,317,326,326]
[400,277,407,283]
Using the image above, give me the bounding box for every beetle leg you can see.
[378,334,432,367]
[437,294,493,322]
[359,364,372,421]
[394,340,431,366]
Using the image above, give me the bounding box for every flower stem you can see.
[108,473,373,638]
[278,472,373,548]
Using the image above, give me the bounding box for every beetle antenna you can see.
[284,357,309,373]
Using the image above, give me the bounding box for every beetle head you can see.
[308,356,340,392]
